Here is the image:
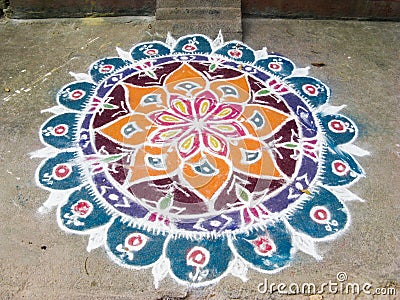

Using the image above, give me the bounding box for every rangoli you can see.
[33,33,368,287]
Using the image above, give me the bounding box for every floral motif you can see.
[149,91,246,159]
[96,63,288,210]
[251,235,276,257]
[187,246,211,282]
[63,200,93,226]
[116,232,149,260]
[34,33,368,287]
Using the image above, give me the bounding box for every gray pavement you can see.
[0,16,399,299]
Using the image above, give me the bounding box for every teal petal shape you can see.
[232,221,293,271]
[130,41,171,60]
[106,217,166,267]
[37,151,82,190]
[166,236,232,285]
[40,113,78,149]
[57,81,96,111]
[322,148,364,186]
[285,77,330,108]
[58,186,111,233]
[255,55,295,78]
[214,42,255,63]
[318,113,357,147]
[89,57,129,83]
[287,187,348,239]
[173,35,212,54]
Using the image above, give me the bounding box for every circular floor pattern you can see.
[34,33,367,287]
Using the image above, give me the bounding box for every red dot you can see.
[256,240,273,253]
[228,49,242,58]
[127,235,143,247]
[53,125,67,135]
[183,44,196,52]
[145,49,157,56]
[100,65,114,73]
[188,249,206,265]
[304,84,318,95]
[330,120,345,132]
[334,161,346,172]
[314,209,328,221]
[71,90,84,100]
[54,164,71,179]
[269,63,281,71]
[73,201,91,216]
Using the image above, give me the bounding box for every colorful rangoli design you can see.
[33,33,368,287]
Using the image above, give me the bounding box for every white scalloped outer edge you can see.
[32,32,370,288]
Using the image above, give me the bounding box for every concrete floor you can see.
[0,16,399,299]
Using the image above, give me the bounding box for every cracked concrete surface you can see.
[0,16,399,299]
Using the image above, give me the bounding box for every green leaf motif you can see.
[283,143,298,149]
[237,186,250,202]
[256,89,270,96]
[159,194,173,210]
[146,70,158,79]
[101,154,124,163]
[209,63,217,72]
[102,103,118,110]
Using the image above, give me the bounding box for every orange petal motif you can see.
[164,64,207,97]
[240,105,289,138]
[182,152,231,201]
[209,75,250,104]
[123,84,167,115]
[230,138,282,178]
[128,145,179,183]
[98,114,153,147]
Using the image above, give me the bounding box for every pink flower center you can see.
[150,91,247,159]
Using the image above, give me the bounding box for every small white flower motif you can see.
[328,119,354,133]
[302,83,323,96]
[249,235,277,257]
[182,38,199,52]
[139,44,159,56]
[268,58,283,72]
[187,246,210,282]
[310,206,339,232]
[228,45,243,58]
[42,125,70,137]
[64,200,93,226]
[116,232,149,261]
[331,160,350,176]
